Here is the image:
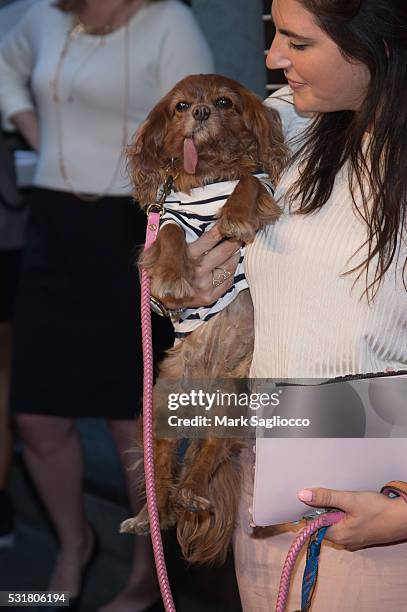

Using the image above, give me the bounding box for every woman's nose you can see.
[266,36,292,71]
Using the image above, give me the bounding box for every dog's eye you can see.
[175,101,191,112]
[214,97,233,109]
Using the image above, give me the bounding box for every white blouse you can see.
[0,0,214,195]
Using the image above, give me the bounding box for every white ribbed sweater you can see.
[247,88,407,379]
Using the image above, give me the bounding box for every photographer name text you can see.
[167,415,311,429]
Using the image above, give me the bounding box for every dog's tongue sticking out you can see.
[183,138,198,174]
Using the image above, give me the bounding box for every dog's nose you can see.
[192,105,211,122]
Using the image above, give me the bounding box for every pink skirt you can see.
[233,448,407,612]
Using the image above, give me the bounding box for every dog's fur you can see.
[121,74,287,564]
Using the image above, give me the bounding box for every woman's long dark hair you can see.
[288,0,407,298]
[55,0,191,10]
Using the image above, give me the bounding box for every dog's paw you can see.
[217,212,257,243]
[120,507,150,535]
[159,512,177,530]
[120,505,177,534]
[150,269,194,301]
[176,487,212,513]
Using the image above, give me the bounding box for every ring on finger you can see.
[211,266,232,288]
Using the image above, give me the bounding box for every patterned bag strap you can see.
[380,480,407,503]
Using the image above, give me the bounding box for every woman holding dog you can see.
[0,0,213,610]
[169,0,407,609]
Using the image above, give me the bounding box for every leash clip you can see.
[301,508,329,522]
[145,173,177,218]
[146,202,165,218]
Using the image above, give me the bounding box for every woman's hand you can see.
[165,225,242,309]
[298,487,407,550]
[10,110,39,151]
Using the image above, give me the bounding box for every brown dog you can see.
[121,74,287,564]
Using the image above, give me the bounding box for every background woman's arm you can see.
[9,109,39,151]
[0,2,37,133]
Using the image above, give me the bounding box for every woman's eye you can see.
[175,101,190,112]
[214,97,233,109]
[289,42,308,51]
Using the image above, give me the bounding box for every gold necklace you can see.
[73,0,143,37]
[53,26,105,105]
[52,16,131,202]
[70,16,115,38]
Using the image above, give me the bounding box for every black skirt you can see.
[10,188,174,419]
[0,248,22,322]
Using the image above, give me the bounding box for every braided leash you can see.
[141,177,176,612]
[275,511,344,612]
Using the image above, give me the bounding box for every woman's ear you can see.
[127,101,170,207]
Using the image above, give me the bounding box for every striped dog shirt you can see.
[160,173,275,339]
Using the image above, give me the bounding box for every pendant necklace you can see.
[51,12,131,202]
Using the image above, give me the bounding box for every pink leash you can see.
[141,182,176,612]
[275,510,344,612]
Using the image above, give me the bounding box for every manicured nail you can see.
[298,489,313,502]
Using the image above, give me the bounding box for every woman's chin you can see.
[292,91,324,116]
[292,92,313,114]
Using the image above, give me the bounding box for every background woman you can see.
[0,1,213,610]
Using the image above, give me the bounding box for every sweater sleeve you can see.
[0,2,39,127]
[156,1,214,97]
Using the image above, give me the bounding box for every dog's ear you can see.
[127,100,170,207]
[239,90,288,184]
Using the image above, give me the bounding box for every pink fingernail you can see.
[298,489,313,502]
